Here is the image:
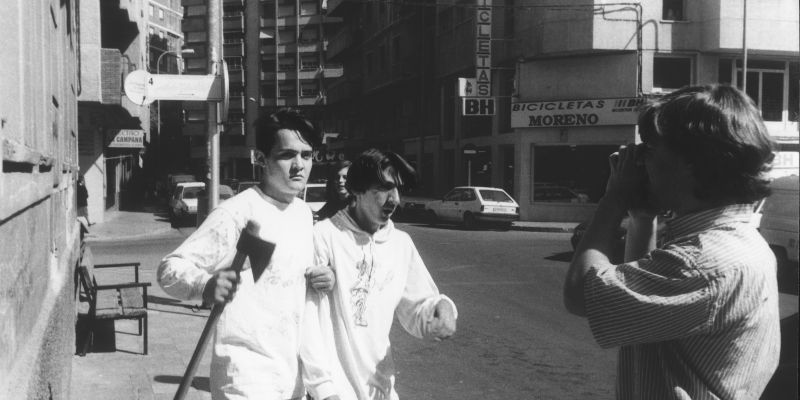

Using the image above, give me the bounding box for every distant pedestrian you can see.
[563,84,780,399]
[301,149,457,400]
[315,160,351,221]
[157,108,335,400]
[77,174,91,226]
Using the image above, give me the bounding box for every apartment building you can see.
[147,0,190,176]
[1,1,81,398]
[180,0,342,181]
[326,0,799,221]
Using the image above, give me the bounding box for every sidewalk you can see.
[85,205,175,243]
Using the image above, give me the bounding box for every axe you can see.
[174,221,275,400]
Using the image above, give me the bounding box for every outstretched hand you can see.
[202,269,241,305]
[426,299,457,341]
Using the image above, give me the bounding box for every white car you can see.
[169,182,205,222]
[298,182,327,215]
[425,186,519,229]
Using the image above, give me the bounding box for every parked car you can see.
[161,173,196,202]
[425,186,519,229]
[168,182,205,224]
[297,182,327,217]
[757,175,799,292]
[231,180,260,194]
[533,183,590,203]
[195,185,235,226]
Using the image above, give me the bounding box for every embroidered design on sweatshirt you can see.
[351,257,375,326]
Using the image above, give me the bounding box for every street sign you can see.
[458,78,477,97]
[123,69,225,105]
[462,97,496,116]
[463,143,478,155]
[106,129,145,148]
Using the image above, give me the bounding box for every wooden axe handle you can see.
[173,251,247,400]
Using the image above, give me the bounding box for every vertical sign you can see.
[475,0,492,97]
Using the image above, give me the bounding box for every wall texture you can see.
[0,0,82,398]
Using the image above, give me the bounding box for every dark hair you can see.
[637,84,776,203]
[325,160,352,201]
[253,108,320,154]
[346,149,416,194]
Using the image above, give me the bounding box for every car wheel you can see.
[426,210,438,226]
[462,213,476,230]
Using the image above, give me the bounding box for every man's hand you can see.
[426,299,457,340]
[604,143,649,213]
[202,269,241,305]
[306,263,336,293]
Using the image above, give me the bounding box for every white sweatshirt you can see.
[157,187,314,400]
[301,210,457,400]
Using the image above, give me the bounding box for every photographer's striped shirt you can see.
[584,204,780,400]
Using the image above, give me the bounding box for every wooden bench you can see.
[77,246,150,356]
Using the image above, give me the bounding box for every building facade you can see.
[147,0,190,180]
[78,0,152,223]
[326,0,799,222]
[0,1,81,398]
[180,0,342,182]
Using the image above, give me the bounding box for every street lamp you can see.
[156,48,195,137]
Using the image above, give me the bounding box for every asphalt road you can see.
[90,221,617,399]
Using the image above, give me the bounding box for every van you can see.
[759,175,799,265]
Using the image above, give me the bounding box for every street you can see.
[84,218,617,399]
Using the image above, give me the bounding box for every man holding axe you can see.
[158,108,334,400]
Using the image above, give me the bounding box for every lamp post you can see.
[156,48,195,137]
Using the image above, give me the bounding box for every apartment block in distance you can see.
[181,0,342,181]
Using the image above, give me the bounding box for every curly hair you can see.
[637,84,776,203]
[346,149,417,194]
[253,108,321,154]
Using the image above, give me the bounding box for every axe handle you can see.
[174,251,247,400]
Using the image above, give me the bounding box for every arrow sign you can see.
[124,70,224,105]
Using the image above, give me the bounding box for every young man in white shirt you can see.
[302,149,457,400]
[158,109,334,400]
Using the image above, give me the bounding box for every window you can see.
[662,0,684,21]
[149,4,154,16]
[532,145,618,204]
[301,54,319,70]
[279,83,295,98]
[226,56,243,71]
[737,67,786,122]
[301,81,319,97]
[185,5,206,16]
[365,52,374,75]
[159,8,164,19]
[653,56,691,92]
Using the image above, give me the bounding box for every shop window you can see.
[736,61,792,122]
[532,145,619,204]
[662,0,684,21]
[653,56,691,92]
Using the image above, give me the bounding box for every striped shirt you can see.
[584,204,781,400]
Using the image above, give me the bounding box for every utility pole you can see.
[207,0,222,211]
[742,0,748,92]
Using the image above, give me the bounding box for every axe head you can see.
[236,221,276,282]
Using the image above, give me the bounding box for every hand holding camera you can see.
[604,143,656,216]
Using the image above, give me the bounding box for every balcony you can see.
[326,0,358,17]
[223,14,244,31]
[326,27,354,60]
[321,63,344,79]
[100,49,123,105]
[228,96,246,113]
[223,41,245,57]
[228,69,245,84]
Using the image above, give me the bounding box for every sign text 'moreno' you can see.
[511,97,645,128]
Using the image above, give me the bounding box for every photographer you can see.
[563,84,780,399]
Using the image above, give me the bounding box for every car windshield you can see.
[479,189,513,202]
[182,187,204,199]
[305,186,327,202]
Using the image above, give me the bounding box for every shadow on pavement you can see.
[154,375,210,392]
